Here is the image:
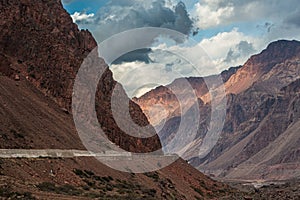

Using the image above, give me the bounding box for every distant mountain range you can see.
[135,40,300,181]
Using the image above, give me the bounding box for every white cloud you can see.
[111,61,170,98]
[199,28,261,69]
[110,49,201,98]
[193,1,234,29]
[71,12,95,23]
[192,0,300,29]
[109,35,232,97]
[76,0,194,43]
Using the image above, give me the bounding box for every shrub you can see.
[73,169,87,178]
[192,186,204,196]
[0,187,36,200]
[84,170,95,177]
[102,176,112,182]
[37,182,83,196]
[144,172,159,181]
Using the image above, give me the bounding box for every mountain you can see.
[0,0,161,153]
[0,0,247,199]
[133,66,241,126]
[135,40,300,181]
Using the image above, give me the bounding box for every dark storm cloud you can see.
[73,0,195,64]
[75,0,194,42]
[112,49,153,64]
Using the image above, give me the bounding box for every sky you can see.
[62,0,300,97]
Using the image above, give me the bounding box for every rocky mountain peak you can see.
[245,40,300,71]
[0,0,161,153]
[224,40,300,95]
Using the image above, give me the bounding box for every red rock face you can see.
[0,0,96,108]
[0,0,161,153]
[134,67,240,126]
[135,40,300,181]
[225,40,300,95]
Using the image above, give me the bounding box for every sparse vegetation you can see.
[29,73,36,79]
[0,158,3,172]
[73,168,86,177]
[61,169,160,199]
[192,186,204,196]
[0,186,36,200]
[144,172,160,182]
[27,65,35,73]
[10,129,25,139]
[37,182,83,196]
[194,195,204,200]
[141,188,157,197]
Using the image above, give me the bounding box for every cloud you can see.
[193,1,234,29]
[74,0,196,66]
[224,41,256,64]
[198,28,261,69]
[111,61,166,98]
[112,49,153,64]
[200,29,247,59]
[192,0,300,29]
[110,47,206,97]
[284,9,300,28]
[75,0,194,43]
[62,0,74,5]
[71,12,95,23]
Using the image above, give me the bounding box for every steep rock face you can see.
[0,0,161,153]
[136,40,300,181]
[195,41,300,180]
[134,66,241,126]
[196,41,300,177]
[201,78,300,180]
[0,0,96,108]
[225,40,300,95]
